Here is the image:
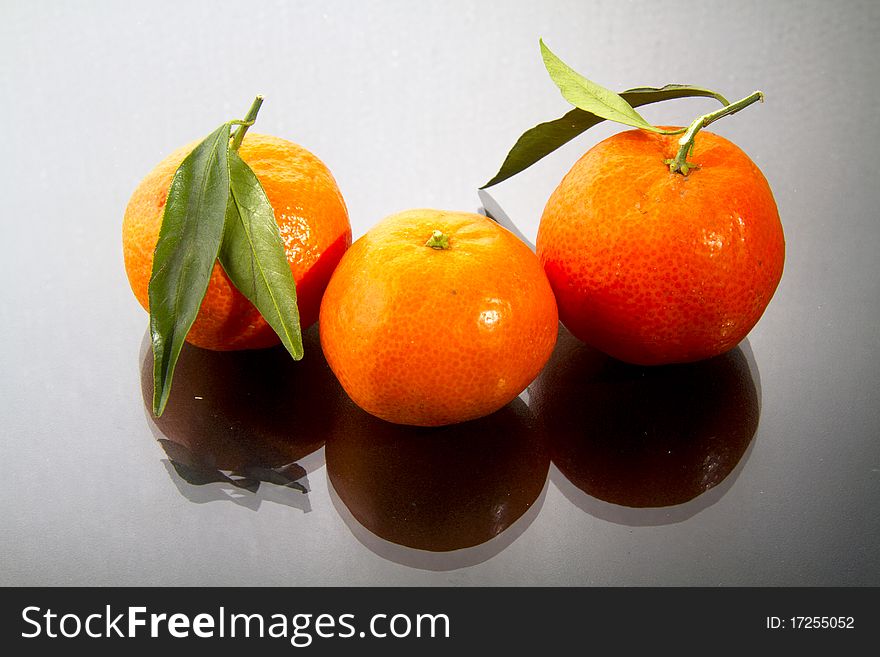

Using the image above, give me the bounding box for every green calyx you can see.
[425,230,451,250]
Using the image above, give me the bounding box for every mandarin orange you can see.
[123,133,351,350]
[537,128,784,365]
[319,209,559,427]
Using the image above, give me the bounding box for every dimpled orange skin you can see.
[536,128,785,365]
[319,209,559,427]
[123,133,351,350]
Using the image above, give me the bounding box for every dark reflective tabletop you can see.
[2,2,878,586]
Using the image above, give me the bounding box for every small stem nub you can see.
[666,90,764,175]
[230,95,264,151]
[425,230,451,250]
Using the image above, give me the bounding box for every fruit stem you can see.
[425,230,451,250]
[230,95,264,151]
[666,90,764,175]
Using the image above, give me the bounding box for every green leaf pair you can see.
[148,98,302,417]
[482,40,731,188]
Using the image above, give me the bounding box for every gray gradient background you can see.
[1,0,878,585]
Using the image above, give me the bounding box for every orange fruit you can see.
[123,133,351,350]
[319,209,559,427]
[537,128,784,365]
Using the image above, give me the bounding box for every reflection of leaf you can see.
[157,439,306,495]
[157,438,200,466]
[237,463,308,493]
[168,460,260,493]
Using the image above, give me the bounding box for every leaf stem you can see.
[230,95,264,151]
[666,90,764,175]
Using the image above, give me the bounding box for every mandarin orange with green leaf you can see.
[319,209,558,427]
[124,134,350,349]
[485,40,784,365]
[123,97,350,415]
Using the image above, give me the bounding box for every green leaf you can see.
[540,39,655,131]
[148,123,231,416]
[482,84,730,188]
[623,85,729,107]
[219,150,304,361]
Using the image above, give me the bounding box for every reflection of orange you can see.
[530,326,758,508]
[123,134,351,350]
[537,129,784,365]
[140,326,340,470]
[320,209,559,427]
[326,398,549,552]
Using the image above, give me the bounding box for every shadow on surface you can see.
[325,396,550,569]
[531,326,761,526]
[139,325,342,511]
[477,189,535,251]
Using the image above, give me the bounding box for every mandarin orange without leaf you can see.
[319,209,559,427]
